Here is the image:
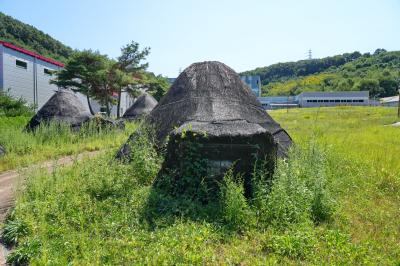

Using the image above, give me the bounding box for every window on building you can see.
[323,100,329,102]
[16,59,27,69]
[44,68,53,75]
[329,99,335,102]
[335,99,340,102]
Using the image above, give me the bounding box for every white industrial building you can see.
[259,91,370,109]
[0,40,64,109]
[0,41,134,116]
[380,95,399,107]
[297,91,369,107]
[258,96,299,109]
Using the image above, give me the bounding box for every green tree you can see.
[115,41,150,118]
[356,79,381,97]
[105,64,134,117]
[51,50,109,115]
[143,73,170,101]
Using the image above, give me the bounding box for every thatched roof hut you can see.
[122,93,157,120]
[150,61,292,156]
[153,62,292,196]
[118,62,292,185]
[25,89,92,131]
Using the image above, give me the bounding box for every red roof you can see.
[0,40,65,67]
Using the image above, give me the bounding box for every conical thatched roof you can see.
[122,93,158,120]
[26,89,92,131]
[149,61,292,156]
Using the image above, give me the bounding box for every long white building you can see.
[0,40,64,109]
[259,91,370,109]
[0,41,134,116]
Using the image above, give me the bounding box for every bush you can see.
[126,126,161,186]
[2,218,30,246]
[252,143,335,229]
[0,90,34,117]
[219,169,254,231]
[6,238,41,265]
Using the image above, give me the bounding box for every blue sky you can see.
[1,0,399,77]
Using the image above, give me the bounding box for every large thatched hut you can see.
[118,62,292,189]
[122,92,158,120]
[25,89,92,131]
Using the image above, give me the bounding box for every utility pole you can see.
[308,49,312,60]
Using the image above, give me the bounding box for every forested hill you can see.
[0,12,73,62]
[242,49,400,98]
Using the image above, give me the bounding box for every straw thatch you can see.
[122,93,158,120]
[117,61,292,163]
[149,61,292,155]
[25,89,92,131]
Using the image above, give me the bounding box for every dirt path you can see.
[0,150,103,265]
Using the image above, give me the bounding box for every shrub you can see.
[219,169,254,231]
[252,143,335,229]
[2,218,30,246]
[0,90,34,117]
[6,238,41,265]
[126,126,161,186]
[264,157,313,227]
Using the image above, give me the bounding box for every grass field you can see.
[0,116,135,172]
[2,107,400,265]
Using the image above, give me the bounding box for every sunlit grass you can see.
[3,106,400,264]
[0,116,136,172]
[270,106,400,263]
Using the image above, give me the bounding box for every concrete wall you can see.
[0,45,62,109]
[2,46,35,105]
[35,59,62,108]
[76,90,135,117]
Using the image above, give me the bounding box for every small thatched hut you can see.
[25,89,92,131]
[122,93,158,120]
[118,62,292,186]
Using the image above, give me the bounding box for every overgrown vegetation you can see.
[0,90,34,117]
[0,116,134,171]
[243,49,400,98]
[3,107,399,264]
